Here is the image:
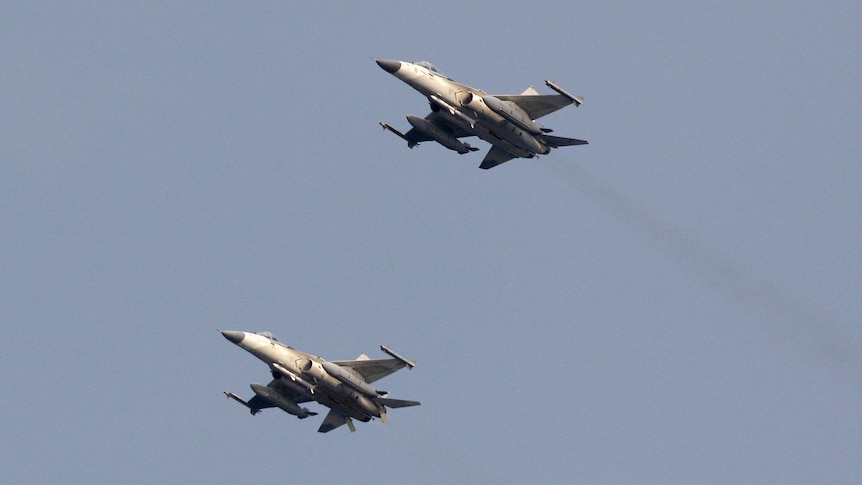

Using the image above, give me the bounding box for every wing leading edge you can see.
[318,409,353,433]
[329,357,411,384]
[494,93,573,120]
[479,145,517,170]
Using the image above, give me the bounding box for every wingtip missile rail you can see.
[545,80,583,107]
[224,391,261,415]
[380,121,419,148]
[380,345,416,369]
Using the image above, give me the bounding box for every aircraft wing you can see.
[399,126,432,144]
[318,409,349,433]
[479,145,517,170]
[227,378,313,414]
[245,394,277,412]
[266,378,314,404]
[540,134,589,148]
[329,358,410,384]
[425,111,473,137]
[494,94,573,120]
[376,397,421,408]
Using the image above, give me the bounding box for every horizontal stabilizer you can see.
[479,145,516,170]
[540,135,588,148]
[376,398,421,408]
[318,409,349,433]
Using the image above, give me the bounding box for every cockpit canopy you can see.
[415,60,437,72]
[256,331,278,341]
[415,61,451,80]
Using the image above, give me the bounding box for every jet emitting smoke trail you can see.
[546,160,862,383]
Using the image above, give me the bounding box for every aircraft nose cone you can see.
[376,59,401,74]
[221,330,245,345]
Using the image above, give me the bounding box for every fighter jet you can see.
[220,330,420,433]
[376,58,588,169]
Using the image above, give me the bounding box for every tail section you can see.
[540,134,588,148]
[376,397,421,409]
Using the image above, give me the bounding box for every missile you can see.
[302,360,383,417]
[406,115,477,154]
[250,383,317,419]
[224,391,261,415]
[300,359,345,392]
[428,95,477,128]
[272,362,316,394]
[380,345,416,369]
[545,80,583,107]
[482,95,547,136]
[379,122,418,148]
[321,360,383,398]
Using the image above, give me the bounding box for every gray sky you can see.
[3,2,861,483]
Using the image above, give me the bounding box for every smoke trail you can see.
[545,160,862,383]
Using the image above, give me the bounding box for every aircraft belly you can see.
[313,392,375,421]
[475,125,533,158]
[438,113,508,152]
[483,119,547,156]
[430,90,545,158]
[480,135,528,158]
[271,372,312,396]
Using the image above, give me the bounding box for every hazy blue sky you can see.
[3,2,861,483]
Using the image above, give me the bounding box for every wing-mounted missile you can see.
[379,122,419,148]
[250,383,318,419]
[459,92,549,155]
[224,391,262,415]
[321,361,385,398]
[482,95,548,136]
[380,345,416,369]
[300,360,386,417]
[272,362,316,394]
[300,359,346,391]
[406,115,478,154]
[545,80,583,107]
[428,95,477,128]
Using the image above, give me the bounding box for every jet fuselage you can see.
[378,59,549,158]
[222,330,419,432]
[376,58,588,169]
[223,331,380,422]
